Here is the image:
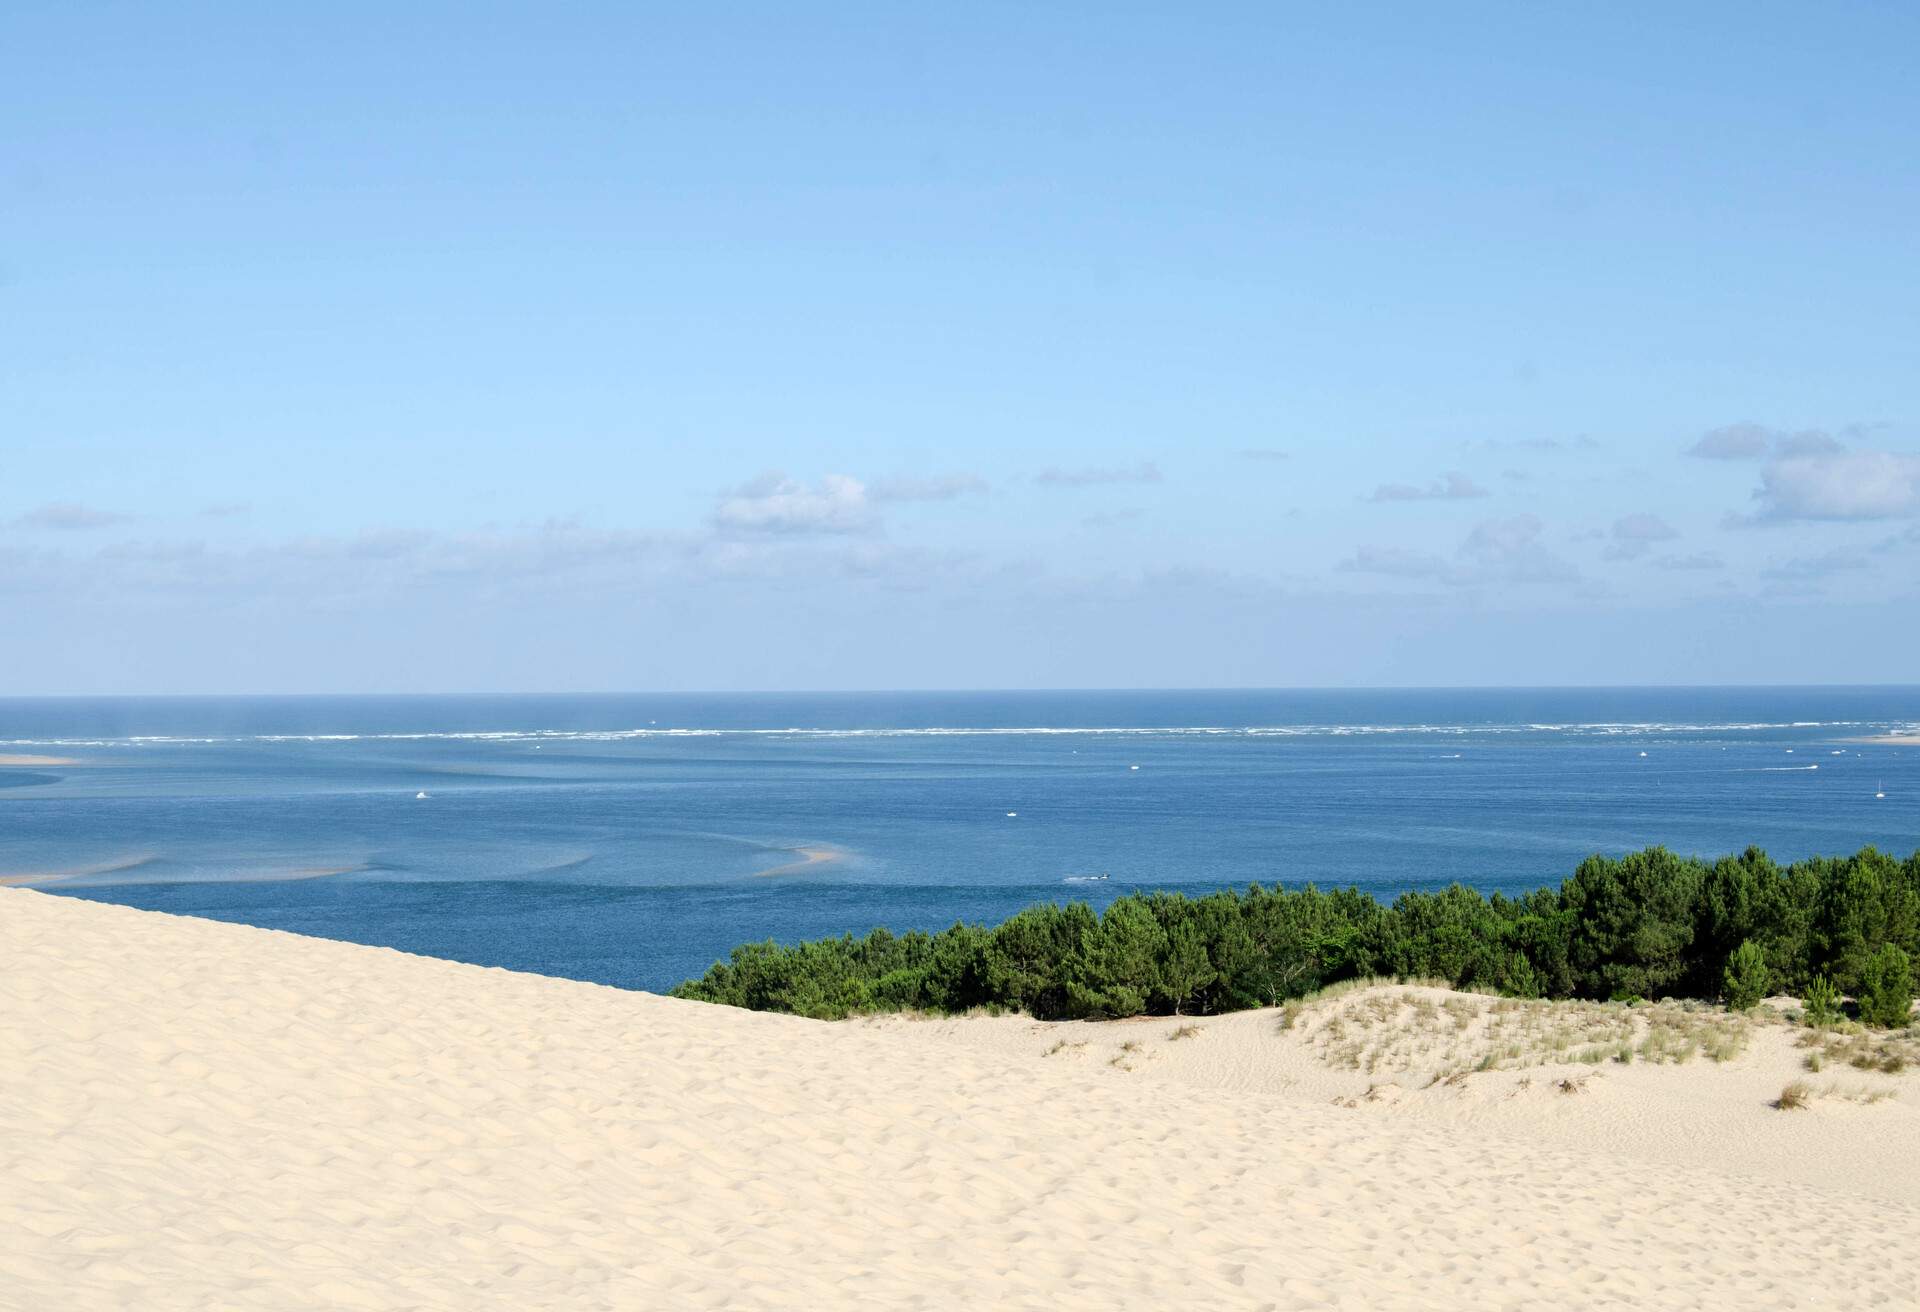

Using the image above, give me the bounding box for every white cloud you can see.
[11,502,132,531]
[1366,471,1489,503]
[1335,545,1452,579]
[1602,512,1680,561]
[1650,552,1725,571]
[1762,548,1871,581]
[1776,431,1845,458]
[1749,449,1920,522]
[1337,514,1576,587]
[1473,436,1601,452]
[1689,423,1773,460]
[712,473,875,535]
[867,473,988,503]
[1034,462,1162,488]
[1458,514,1577,583]
[1691,421,1861,464]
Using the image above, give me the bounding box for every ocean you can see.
[4,688,1916,992]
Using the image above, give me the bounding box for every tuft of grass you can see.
[1168,1024,1202,1042]
[1826,1082,1895,1105]
[1703,1032,1745,1063]
[1776,1080,1813,1110]
[1796,1025,1920,1078]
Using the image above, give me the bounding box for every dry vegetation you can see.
[1797,1025,1919,1076]
[1776,1077,1894,1110]
[1280,980,1764,1082]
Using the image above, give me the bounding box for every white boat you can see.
[1877,783,1887,799]
[1638,751,1648,758]
[1129,764,1141,771]
[415,791,430,800]
[1005,811,1018,818]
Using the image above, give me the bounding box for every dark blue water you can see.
[4,689,1916,991]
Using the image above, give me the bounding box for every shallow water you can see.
[4,688,1915,990]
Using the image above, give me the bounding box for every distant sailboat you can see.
[1638,751,1648,758]
[1877,783,1887,799]
[415,791,430,800]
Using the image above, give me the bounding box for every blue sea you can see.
[4,689,1916,992]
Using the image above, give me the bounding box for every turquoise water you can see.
[4,689,1916,991]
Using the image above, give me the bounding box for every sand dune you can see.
[5,890,1919,1310]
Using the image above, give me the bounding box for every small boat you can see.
[1877,783,1887,799]
[1129,764,1141,771]
[1005,811,1018,818]
[1638,751,1648,758]
[415,791,430,800]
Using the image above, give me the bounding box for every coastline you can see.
[6,888,1918,1309]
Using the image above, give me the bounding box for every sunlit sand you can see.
[7,890,1919,1308]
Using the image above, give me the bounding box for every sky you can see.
[4,2,1918,693]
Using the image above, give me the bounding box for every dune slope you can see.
[4,888,1918,1310]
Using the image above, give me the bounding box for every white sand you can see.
[5,890,1918,1310]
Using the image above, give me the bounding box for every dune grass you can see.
[1278,983,1762,1081]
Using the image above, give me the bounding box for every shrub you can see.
[1803,975,1842,1027]
[1776,1080,1813,1110]
[1855,944,1915,1029]
[670,843,1920,1024]
[1722,940,1769,1011]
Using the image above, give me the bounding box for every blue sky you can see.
[5,2,1918,692]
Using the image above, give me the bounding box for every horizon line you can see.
[4,682,1918,702]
